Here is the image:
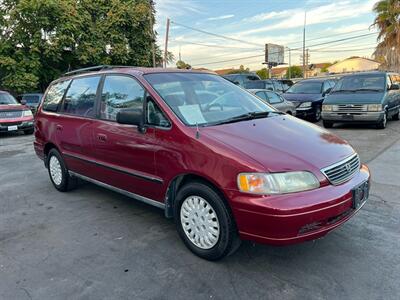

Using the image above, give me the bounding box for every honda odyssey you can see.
[34,66,370,260]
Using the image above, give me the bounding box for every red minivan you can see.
[34,66,370,260]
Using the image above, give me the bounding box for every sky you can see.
[153,0,380,70]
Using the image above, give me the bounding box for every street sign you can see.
[265,44,284,65]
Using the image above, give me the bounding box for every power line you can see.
[170,20,264,47]
[310,46,376,53]
[170,40,263,51]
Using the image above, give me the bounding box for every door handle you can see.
[56,124,63,131]
[97,133,107,142]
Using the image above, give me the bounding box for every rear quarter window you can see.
[42,80,71,112]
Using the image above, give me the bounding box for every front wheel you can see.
[376,112,387,129]
[174,182,240,260]
[392,109,400,121]
[312,106,321,122]
[323,121,334,128]
[47,149,77,192]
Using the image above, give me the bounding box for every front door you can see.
[89,74,163,202]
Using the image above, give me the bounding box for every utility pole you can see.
[288,47,291,79]
[302,11,306,79]
[163,18,170,68]
[149,0,156,67]
[179,44,181,61]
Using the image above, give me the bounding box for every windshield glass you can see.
[286,81,322,94]
[332,74,385,92]
[145,73,274,126]
[0,92,18,105]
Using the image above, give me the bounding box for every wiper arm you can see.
[331,89,357,93]
[352,88,383,92]
[206,111,271,126]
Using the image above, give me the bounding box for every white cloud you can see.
[207,14,235,21]
[235,0,376,37]
[243,10,294,23]
[331,23,374,34]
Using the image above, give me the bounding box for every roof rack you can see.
[63,65,133,76]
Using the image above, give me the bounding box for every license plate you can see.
[342,114,354,120]
[7,125,18,131]
[352,181,369,209]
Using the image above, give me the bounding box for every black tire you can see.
[47,148,77,192]
[323,120,333,128]
[174,181,240,260]
[24,128,34,135]
[392,109,400,121]
[376,112,387,129]
[311,105,321,122]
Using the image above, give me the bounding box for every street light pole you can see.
[302,11,306,79]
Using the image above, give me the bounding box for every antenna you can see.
[196,122,200,139]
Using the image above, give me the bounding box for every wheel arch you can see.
[43,142,59,167]
[164,173,232,219]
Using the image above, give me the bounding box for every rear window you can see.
[42,80,71,112]
[22,95,41,103]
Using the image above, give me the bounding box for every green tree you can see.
[256,68,269,79]
[320,63,332,73]
[285,66,303,79]
[227,64,250,74]
[0,0,165,94]
[372,0,400,72]
[176,60,191,69]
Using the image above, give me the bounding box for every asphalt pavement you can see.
[1,121,399,300]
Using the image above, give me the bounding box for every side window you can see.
[62,76,100,117]
[323,81,331,92]
[101,75,145,121]
[266,92,283,104]
[273,81,283,92]
[255,91,268,101]
[147,100,170,127]
[42,80,71,112]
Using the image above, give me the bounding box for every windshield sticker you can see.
[178,104,206,125]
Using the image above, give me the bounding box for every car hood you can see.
[201,115,355,173]
[324,91,385,104]
[0,104,25,111]
[282,93,323,103]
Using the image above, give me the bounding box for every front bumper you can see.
[0,117,34,132]
[227,164,370,245]
[322,111,384,122]
[296,107,317,118]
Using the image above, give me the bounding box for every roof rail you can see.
[63,65,134,76]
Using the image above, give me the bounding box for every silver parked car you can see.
[248,89,296,115]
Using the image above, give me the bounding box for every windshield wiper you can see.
[331,89,357,93]
[206,111,272,126]
[352,88,383,92]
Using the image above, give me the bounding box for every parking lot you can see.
[1,121,400,300]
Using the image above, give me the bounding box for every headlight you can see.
[322,105,333,111]
[298,102,312,108]
[367,104,382,112]
[237,172,320,195]
[23,110,33,117]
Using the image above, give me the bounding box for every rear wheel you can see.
[47,149,77,192]
[323,121,334,128]
[376,112,387,129]
[174,182,240,260]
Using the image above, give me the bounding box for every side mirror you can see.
[116,109,144,131]
[323,88,332,96]
[21,99,27,105]
[390,83,400,90]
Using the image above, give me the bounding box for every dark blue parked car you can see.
[322,72,400,129]
[283,78,336,122]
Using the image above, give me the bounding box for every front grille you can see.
[333,104,367,113]
[0,121,21,126]
[321,153,360,185]
[0,110,23,119]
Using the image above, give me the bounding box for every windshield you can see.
[145,73,274,126]
[286,81,322,94]
[332,74,385,92]
[0,92,18,105]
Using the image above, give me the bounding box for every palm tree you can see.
[372,0,400,72]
